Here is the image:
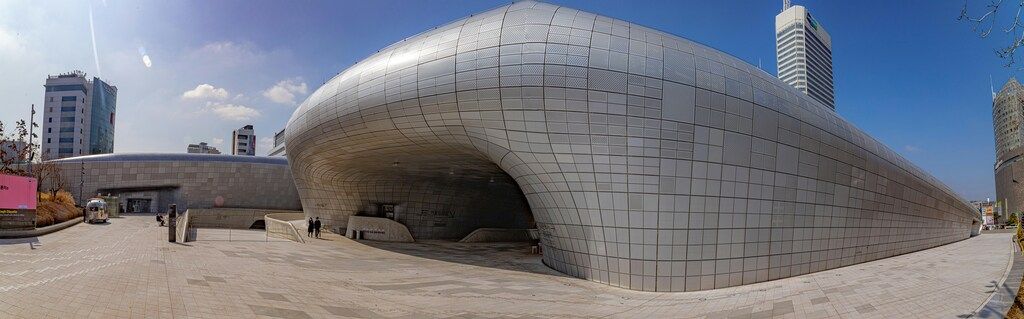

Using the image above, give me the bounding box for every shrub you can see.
[35,191,81,227]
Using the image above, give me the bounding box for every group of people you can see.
[307,217,322,238]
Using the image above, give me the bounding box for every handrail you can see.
[265,213,305,243]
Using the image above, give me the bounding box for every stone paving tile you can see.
[0,216,1013,318]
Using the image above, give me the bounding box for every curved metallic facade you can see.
[48,153,301,211]
[286,1,977,291]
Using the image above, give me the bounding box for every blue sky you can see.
[0,0,1011,200]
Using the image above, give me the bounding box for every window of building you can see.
[46,85,86,92]
[60,127,73,133]
[61,117,75,122]
[47,128,51,133]
[59,138,73,143]
[48,117,52,123]
[47,138,51,143]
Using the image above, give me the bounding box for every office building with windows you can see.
[232,125,256,156]
[776,3,835,109]
[268,128,286,156]
[40,71,118,160]
[186,142,221,154]
[994,78,1024,220]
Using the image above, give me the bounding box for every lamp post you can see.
[79,160,84,206]
[27,104,35,173]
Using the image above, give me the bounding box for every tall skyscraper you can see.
[232,125,256,156]
[776,1,835,109]
[993,78,1024,222]
[41,71,118,160]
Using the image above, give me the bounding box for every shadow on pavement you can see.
[0,237,40,246]
[359,239,566,277]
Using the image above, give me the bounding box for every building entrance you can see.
[127,198,152,214]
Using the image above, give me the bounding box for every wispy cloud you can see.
[904,145,922,153]
[207,102,261,121]
[182,84,229,100]
[258,136,275,153]
[88,2,101,78]
[262,78,308,105]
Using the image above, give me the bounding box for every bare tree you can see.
[959,0,1024,68]
[32,162,66,198]
[0,119,37,176]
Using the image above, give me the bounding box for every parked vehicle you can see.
[85,199,109,224]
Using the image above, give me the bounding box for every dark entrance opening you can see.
[249,220,266,229]
[127,198,152,214]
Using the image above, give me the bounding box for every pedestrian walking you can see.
[307,217,314,237]
[314,217,322,238]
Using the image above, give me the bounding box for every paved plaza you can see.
[0,215,1013,318]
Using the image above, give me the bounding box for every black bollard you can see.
[168,204,177,242]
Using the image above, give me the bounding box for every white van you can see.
[85,199,109,224]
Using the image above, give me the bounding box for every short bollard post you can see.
[168,204,177,242]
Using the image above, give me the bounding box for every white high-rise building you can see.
[268,128,286,156]
[232,125,256,156]
[41,71,118,160]
[776,2,835,109]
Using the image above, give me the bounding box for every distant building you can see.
[41,70,117,160]
[0,140,29,164]
[186,142,221,154]
[971,200,997,225]
[994,78,1024,220]
[268,128,286,156]
[776,2,835,109]
[232,125,255,156]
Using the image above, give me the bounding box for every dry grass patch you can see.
[36,191,81,227]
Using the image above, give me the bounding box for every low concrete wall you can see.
[266,213,305,243]
[0,218,82,239]
[176,210,194,243]
[188,208,303,229]
[459,228,534,243]
[345,216,414,242]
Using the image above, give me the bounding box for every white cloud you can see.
[904,145,922,153]
[211,138,224,146]
[0,27,28,58]
[207,102,261,121]
[262,78,308,105]
[258,136,274,153]
[186,41,267,69]
[182,84,229,100]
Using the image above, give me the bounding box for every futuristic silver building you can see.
[285,1,978,291]
[48,153,301,213]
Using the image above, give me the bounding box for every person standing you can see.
[314,217,322,239]
[307,217,314,238]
